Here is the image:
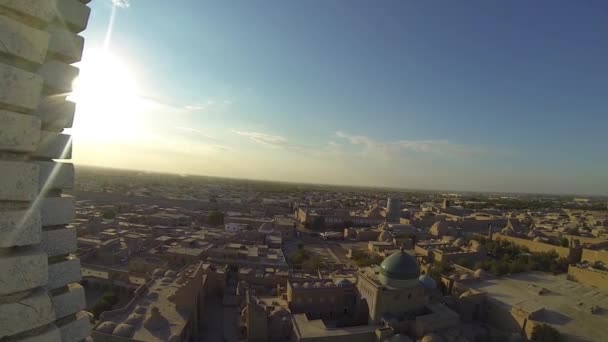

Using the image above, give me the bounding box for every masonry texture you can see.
[0,0,92,341]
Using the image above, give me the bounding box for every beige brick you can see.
[0,0,55,25]
[47,255,81,290]
[0,208,41,247]
[32,132,72,159]
[13,324,62,342]
[52,0,91,33]
[0,110,41,152]
[47,25,84,63]
[38,194,75,226]
[41,225,77,257]
[57,311,91,342]
[0,160,39,201]
[0,288,56,337]
[0,15,49,64]
[0,246,48,296]
[35,161,74,191]
[50,283,85,319]
[0,62,44,111]
[38,60,79,94]
[36,97,75,131]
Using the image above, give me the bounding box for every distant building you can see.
[226,222,248,233]
[386,198,401,223]
[442,199,451,209]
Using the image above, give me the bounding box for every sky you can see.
[69,0,608,195]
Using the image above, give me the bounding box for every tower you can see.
[386,197,401,223]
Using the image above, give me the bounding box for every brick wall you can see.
[567,265,608,292]
[493,233,582,263]
[0,1,92,341]
[581,249,608,264]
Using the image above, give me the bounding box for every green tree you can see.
[92,299,111,318]
[102,209,116,220]
[92,291,118,318]
[312,216,325,229]
[531,324,562,342]
[560,237,569,247]
[207,211,224,226]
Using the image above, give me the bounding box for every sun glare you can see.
[69,49,142,141]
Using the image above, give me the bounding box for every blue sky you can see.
[72,0,608,195]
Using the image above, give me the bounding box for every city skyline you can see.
[69,0,608,195]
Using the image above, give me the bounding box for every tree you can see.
[560,237,569,247]
[312,216,325,229]
[207,211,224,226]
[531,324,562,342]
[92,291,118,318]
[102,209,116,220]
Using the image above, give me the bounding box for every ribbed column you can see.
[0,0,92,341]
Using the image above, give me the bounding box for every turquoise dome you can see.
[379,249,420,285]
[418,275,437,289]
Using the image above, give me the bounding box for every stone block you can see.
[38,194,75,226]
[0,15,49,64]
[0,288,56,338]
[50,283,85,319]
[41,225,77,257]
[47,255,81,290]
[0,110,41,152]
[13,324,62,342]
[35,161,74,191]
[37,60,79,94]
[36,97,75,131]
[47,25,84,63]
[0,208,41,247]
[0,160,38,201]
[0,0,55,26]
[0,62,44,111]
[0,246,48,296]
[32,132,72,159]
[52,0,91,33]
[57,311,91,342]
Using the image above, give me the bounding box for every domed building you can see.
[378,248,421,288]
[357,248,431,323]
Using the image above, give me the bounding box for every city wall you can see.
[567,265,608,292]
[581,249,608,264]
[493,234,581,262]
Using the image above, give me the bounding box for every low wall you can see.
[493,234,580,262]
[581,249,608,264]
[567,265,608,292]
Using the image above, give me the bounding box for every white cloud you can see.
[111,0,130,8]
[335,131,487,159]
[174,126,221,142]
[233,130,289,148]
[184,105,204,111]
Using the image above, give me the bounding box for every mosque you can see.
[356,247,460,337]
[245,247,466,342]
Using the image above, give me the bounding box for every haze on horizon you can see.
[68,0,608,196]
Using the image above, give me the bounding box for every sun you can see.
[68,49,142,142]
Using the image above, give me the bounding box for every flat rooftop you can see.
[292,313,379,339]
[468,271,608,342]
